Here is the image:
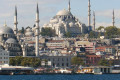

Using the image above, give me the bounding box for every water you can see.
[0,74,120,80]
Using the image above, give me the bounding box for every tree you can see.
[71,57,85,66]
[40,27,56,37]
[105,26,118,38]
[18,27,25,34]
[21,27,25,34]
[98,59,109,66]
[98,59,113,66]
[9,58,16,66]
[97,26,104,31]
[10,56,41,68]
[89,31,96,38]
[64,32,72,38]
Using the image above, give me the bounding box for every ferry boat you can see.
[0,64,34,75]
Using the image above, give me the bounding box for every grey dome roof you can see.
[6,38,17,44]
[56,9,72,16]
[0,26,14,35]
[25,32,34,36]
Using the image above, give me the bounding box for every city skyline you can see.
[0,0,120,29]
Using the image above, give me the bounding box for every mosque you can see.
[0,4,40,57]
[0,0,95,57]
[43,0,93,37]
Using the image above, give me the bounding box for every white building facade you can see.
[0,47,9,65]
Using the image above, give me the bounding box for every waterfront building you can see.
[39,51,74,68]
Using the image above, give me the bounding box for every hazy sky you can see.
[0,0,120,29]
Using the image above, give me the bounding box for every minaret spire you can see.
[68,0,71,12]
[4,21,7,27]
[88,0,91,31]
[112,9,115,27]
[35,3,40,57]
[93,11,95,31]
[14,6,18,35]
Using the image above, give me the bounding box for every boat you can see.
[94,72,102,75]
[0,64,34,75]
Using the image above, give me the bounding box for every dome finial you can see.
[4,21,7,27]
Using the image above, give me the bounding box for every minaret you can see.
[4,21,7,27]
[88,0,91,31]
[35,3,40,57]
[14,6,18,35]
[93,11,95,31]
[68,0,71,12]
[112,9,115,27]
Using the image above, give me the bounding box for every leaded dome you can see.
[6,38,17,44]
[25,32,34,36]
[0,26,14,35]
[56,9,72,16]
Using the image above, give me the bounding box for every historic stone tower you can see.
[35,3,40,57]
[14,6,18,36]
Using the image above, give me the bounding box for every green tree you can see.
[71,57,85,66]
[97,26,104,31]
[98,59,113,66]
[9,58,16,66]
[18,27,25,34]
[105,26,118,38]
[89,31,96,38]
[64,32,72,38]
[40,27,56,37]
[98,59,109,66]
[10,56,41,68]
[21,27,25,34]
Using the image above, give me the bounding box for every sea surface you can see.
[0,74,120,80]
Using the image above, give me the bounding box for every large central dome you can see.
[0,26,14,35]
[56,9,72,16]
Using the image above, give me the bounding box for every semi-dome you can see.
[0,26,14,35]
[6,38,17,44]
[56,9,72,16]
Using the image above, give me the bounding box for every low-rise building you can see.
[75,41,96,54]
[0,46,9,65]
[86,55,102,66]
[96,46,116,54]
[39,52,74,68]
[46,40,70,49]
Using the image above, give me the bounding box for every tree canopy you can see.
[89,31,96,38]
[10,56,41,68]
[64,32,72,38]
[105,26,120,38]
[71,57,85,66]
[98,59,113,66]
[18,27,25,34]
[40,27,56,37]
[97,26,104,31]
